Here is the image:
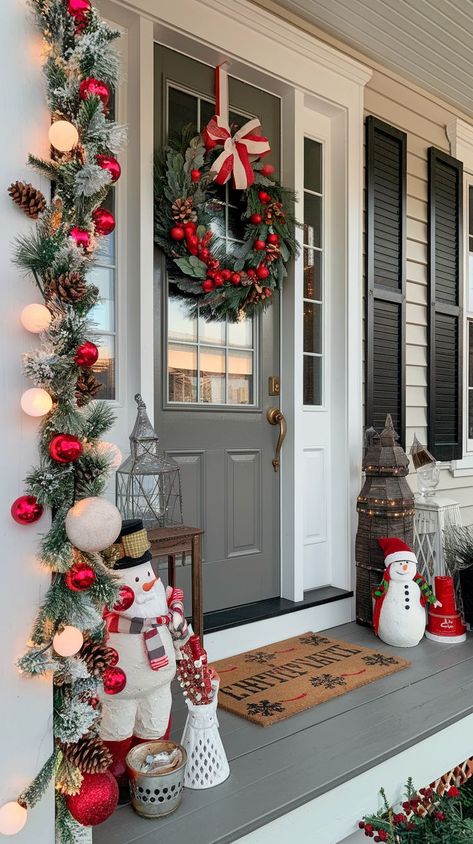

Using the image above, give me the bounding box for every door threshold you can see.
[203,586,353,634]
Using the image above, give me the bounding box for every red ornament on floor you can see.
[11,495,43,525]
[49,434,83,464]
[93,208,115,236]
[96,154,121,183]
[74,341,99,368]
[69,227,90,250]
[113,585,135,612]
[103,666,127,695]
[65,561,96,592]
[79,78,110,108]
[66,772,118,826]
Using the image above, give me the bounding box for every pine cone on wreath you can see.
[75,371,102,406]
[55,752,84,796]
[46,271,88,304]
[171,197,197,223]
[63,733,112,775]
[79,639,116,678]
[8,181,46,219]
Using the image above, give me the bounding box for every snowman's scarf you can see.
[104,588,189,672]
[105,612,171,670]
[372,568,438,635]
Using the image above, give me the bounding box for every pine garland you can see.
[9,1,126,840]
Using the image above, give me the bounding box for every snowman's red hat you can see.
[378,537,417,567]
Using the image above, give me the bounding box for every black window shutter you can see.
[365,116,406,442]
[428,148,463,461]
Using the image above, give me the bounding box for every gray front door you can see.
[154,46,281,613]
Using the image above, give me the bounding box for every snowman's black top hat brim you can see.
[114,549,153,570]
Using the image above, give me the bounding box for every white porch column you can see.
[0,1,54,841]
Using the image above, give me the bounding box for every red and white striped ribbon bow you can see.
[204,63,271,190]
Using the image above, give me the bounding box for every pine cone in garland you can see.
[79,639,116,678]
[8,181,46,219]
[63,734,112,775]
[171,197,197,224]
[76,371,102,406]
[46,272,87,304]
[55,752,84,796]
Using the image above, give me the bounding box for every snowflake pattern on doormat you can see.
[245,651,277,665]
[362,653,399,667]
[246,699,286,718]
[299,634,331,646]
[310,673,347,690]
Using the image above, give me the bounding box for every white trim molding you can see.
[447,118,473,174]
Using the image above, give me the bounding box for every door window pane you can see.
[228,319,253,348]
[200,320,225,346]
[168,87,198,135]
[93,335,115,401]
[303,138,323,406]
[200,348,225,403]
[228,351,253,405]
[168,296,197,342]
[169,344,197,403]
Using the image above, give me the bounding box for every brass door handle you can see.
[267,407,287,472]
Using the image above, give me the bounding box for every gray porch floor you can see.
[94,622,473,844]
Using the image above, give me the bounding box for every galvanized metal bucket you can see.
[126,740,187,819]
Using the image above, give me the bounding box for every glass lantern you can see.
[115,394,183,528]
[416,461,441,498]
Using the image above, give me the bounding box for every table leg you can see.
[168,555,175,589]
[191,534,203,641]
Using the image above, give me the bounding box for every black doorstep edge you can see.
[203,586,353,634]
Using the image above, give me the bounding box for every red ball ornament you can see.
[199,247,209,262]
[221,269,232,281]
[49,434,83,464]
[103,666,127,695]
[183,222,196,235]
[214,273,224,287]
[170,226,185,241]
[66,772,118,826]
[250,213,263,225]
[191,169,201,182]
[107,647,119,667]
[258,191,270,204]
[256,264,270,279]
[79,78,110,108]
[231,273,241,285]
[113,585,135,612]
[65,561,96,592]
[267,232,279,244]
[67,0,91,17]
[93,208,115,236]
[254,239,266,251]
[247,269,256,280]
[186,234,199,250]
[261,164,275,177]
[70,227,90,250]
[202,279,214,292]
[74,341,99,368]
[96,154,121,183]
[11,495,43,525]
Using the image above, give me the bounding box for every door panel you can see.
[154,45,281,612]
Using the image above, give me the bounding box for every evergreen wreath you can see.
[5,0,126,840]
[154,127,299,322]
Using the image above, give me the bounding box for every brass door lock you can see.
[268,376,280,396]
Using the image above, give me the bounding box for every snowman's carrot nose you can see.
[142,578,157,592]
[402,563,408,571]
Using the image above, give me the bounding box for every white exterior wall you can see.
[0,2,54,841]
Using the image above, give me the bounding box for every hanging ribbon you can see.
[204,63,271,190]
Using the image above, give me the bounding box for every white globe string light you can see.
[0,801,28,836]
[20,388,52,418]
[52,626,83,657]
[48,120,79,152]
[20,303,51,333]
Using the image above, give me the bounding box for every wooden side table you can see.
[147,525,204,640]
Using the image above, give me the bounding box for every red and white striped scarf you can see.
[104,588,189,672]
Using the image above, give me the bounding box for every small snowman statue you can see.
[373,537,441,648]
[99,519,189,793]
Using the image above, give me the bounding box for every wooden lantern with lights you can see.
[355,414,415,626]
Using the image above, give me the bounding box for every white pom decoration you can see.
[65,497,122,552]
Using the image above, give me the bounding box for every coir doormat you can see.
[212,632,410,726]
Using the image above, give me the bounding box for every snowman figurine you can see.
[373,537,440,648]
[99,519,189,793]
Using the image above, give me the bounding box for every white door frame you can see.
[98,0,372,606]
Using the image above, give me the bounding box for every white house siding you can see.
[364,70,473,525]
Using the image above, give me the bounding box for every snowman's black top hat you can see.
[113,518,152,569]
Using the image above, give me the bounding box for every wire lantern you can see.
[115,394,183,529]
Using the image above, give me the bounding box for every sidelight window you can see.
[303,137,323,406]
